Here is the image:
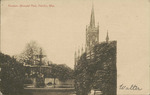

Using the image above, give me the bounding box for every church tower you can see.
[86,4,99,53]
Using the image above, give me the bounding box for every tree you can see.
[92,41,117,95]
[16,41,46,65]
[49,64,58,88]
[75,41,117,95]
[0,53,25,95]
[57,64,74,82]
[74,53,92,95]
[47,63,74,88]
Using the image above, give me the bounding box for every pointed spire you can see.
[85,43,87,53]
[78,47,80,59]
[74,50,77,58]
[106,30,109,43]
[86,25,87,31]
[90,2,95,28]
[74,50,77,70]
[81,44,84,54]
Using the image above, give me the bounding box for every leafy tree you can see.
[47,63,74,87]
[92,41,117,95]
[16,41,46,65]
[57,64,74,82]
[74,41,117,95]
[0,53,25,95]
[74,53,92,95]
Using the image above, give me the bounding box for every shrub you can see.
[0,53,25,95]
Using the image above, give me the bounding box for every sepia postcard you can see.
[0,0,150,95]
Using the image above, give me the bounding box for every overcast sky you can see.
[1,0,150,94]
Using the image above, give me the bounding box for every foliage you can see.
[48,64,74,82]
[74,41,117,95]
[57,64,74,82]
[35,73,45,88]
[24,78,33,84]
[74,53,92,95]
[0,53,25,95]
[92,41,117,95]
[16,41,46,65]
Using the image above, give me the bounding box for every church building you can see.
[74,4,117,95]
[74,4,109,68]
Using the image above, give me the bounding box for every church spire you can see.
[74,50,77,70]
[106,30,109,43]
[90,2,95,28]
[78,47,80,59]
[74,50,77,59]
[81,44,84,54]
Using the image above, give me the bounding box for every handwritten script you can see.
[119,84,142,90]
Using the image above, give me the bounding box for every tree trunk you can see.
[54,77,56,88]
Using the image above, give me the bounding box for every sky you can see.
[1,0,150,94]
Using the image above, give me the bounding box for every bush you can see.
[0,53,25,95]
[74,41,117,95]
[24,78,33,84]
